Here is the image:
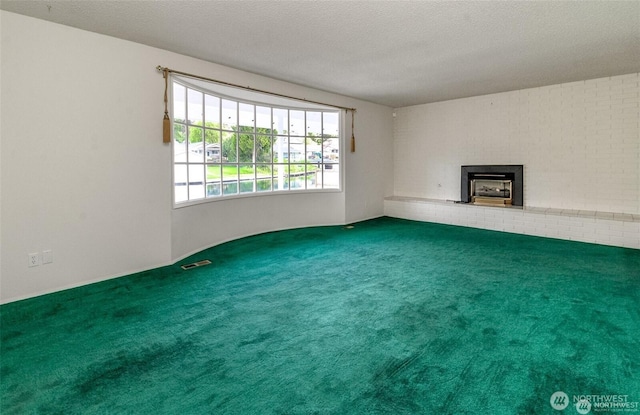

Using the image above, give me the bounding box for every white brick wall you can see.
[384,197,640,249]
[393,73,640,215]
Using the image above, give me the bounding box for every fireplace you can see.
[461,165,523,207]
[472,177,512,205]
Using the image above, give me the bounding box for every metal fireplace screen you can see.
[471,178,512,205]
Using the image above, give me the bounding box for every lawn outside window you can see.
[171,76,342,206]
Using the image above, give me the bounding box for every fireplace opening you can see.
[461,165,523,207]
[471,177,512,206]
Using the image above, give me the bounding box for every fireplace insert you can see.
[471,178,512,205]
[461,165,523,206]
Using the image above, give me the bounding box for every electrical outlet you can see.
[42,250,53,265]
[28,252,40,267]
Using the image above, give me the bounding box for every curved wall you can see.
[0,11,394,303]
[171,192,346,263]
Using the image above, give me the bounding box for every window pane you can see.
[323,112,340,162]
[257,178,272,192]
[273,136,289,163]
[306,164,319,189]
[206,143,221,163]
[174,123,187,145]
[174,124,187,162]
[221,164,237,181]
[174,164,187,203]
[206,164,221,198]
[289,139,304,162]
[188,164,205,199]
[256,135,272,163]
[204,94,220,126]
[256,106,271,130]
[239,164,255,193]
[204,130,221,162]
[222,165,238,195]
[273,164,288,191]
[206,182,221,198]
[221,99,237,130]
[273,108,288,135]
[188,127,204,163]
[189,126,204,142]
[238,133,254,163]
[187,89,203,125]
[223,182,238,195]
[323,164,340,189]
[323,112,339,138]
[306,111,322,136]
[207,164,221,181]
[222,132,237,163]
[239,103,254,132]
[173,83,186,122]
[222,167,238,195]
[290,164,305,190]
[205,128,220,144]
[327,146,339,162]
[256,165,272,192]
[306,146,321,163]
[290,110,305,136]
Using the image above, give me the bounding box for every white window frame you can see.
[171,75,343,208]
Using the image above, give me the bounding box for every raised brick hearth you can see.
[384,196,640,249]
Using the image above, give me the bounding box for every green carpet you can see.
[1,217,639,414]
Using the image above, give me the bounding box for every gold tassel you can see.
[350,110,355,153]
[162,68,171,143]
[163,114,171,143]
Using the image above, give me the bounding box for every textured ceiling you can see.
[2,0,639,108]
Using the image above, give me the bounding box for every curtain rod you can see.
[156,66,356,113]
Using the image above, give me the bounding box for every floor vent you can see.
[181,260,212,270]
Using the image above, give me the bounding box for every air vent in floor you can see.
[181,260,212,270]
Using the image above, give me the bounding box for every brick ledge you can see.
[384,196,640,223]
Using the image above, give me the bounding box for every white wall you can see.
[393,74,640,214]
[345,103,395,224]
[0,11,394,303]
